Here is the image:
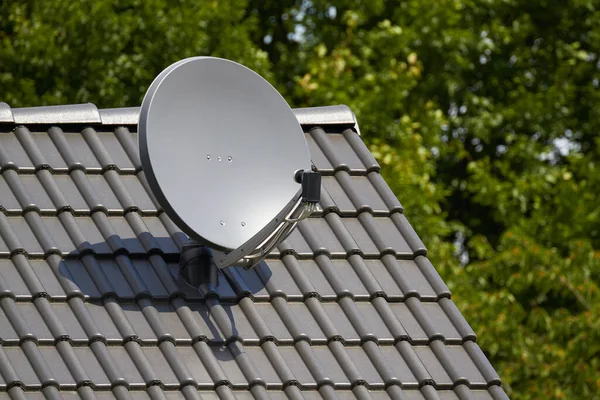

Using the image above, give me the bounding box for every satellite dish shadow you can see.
[59,235,272,363]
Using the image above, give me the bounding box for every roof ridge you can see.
[0,102,360,132]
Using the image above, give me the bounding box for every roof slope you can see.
[0,103,507,400]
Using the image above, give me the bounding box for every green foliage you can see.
[1,0,600,398]
[0,0,271,107]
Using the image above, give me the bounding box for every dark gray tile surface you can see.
[0,107,507,400]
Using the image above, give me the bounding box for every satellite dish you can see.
[138,57,320,272]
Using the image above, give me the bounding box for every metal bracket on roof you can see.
[212,194,305,270]
[178,198,304,274]
[180,241,218,287]
[212,171,321,270]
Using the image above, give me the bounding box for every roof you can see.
[0,103,508,400]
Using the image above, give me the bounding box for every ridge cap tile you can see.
[4,103,359,128]
[12,104,101,125]
[0,102,14,123]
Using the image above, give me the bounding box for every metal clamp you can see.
[213,169,321,269]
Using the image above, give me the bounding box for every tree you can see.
[0,0,271,107]
[264,1,600,397]
[1,1,599,398]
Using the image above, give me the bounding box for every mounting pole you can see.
[180,241,218,287]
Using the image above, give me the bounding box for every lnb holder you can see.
[295,169,321,204]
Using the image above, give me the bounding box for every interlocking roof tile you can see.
[0,104,507,399]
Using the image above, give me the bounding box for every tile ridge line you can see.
[0,102,360,131]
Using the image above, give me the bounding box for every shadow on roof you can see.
[57,236,272,362]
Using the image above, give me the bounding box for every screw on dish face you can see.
[228,156,233,162]
[220,220,225,226]
[206,155,211,160]
[241,222,246,227]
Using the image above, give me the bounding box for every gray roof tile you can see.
[380,256,437,300]
[357,214,413,257]
[422,302,462,342]
[120,176,158,214]
[0,175,20,214]
[343,345,383,386]
[345,173,389,214]
[341,218,379,256]
[354,302,394,342]
[97,130,137,173]
[60,130,103,172]
[279,345,317,387]
[30,258,67,298]
[323,213,361,256]
[39,345,76,387]
[323,258,370,299]
[299,219,345,257]
[0,105,505,399]
[0,259,30,299]
[413,344,453,388]
[0,308,19,343]
[309,130,370,174]
[321,302,360,343]
[51,175,87,213]
[82,128,115,169]
[4,345,41,388]
[0,130,34,172]
[294,259,336,299]
[33,131,70,172]
[256,259,300,300]
[321,176,355,215]
[306,133,334,173]
[286,301,327,343]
